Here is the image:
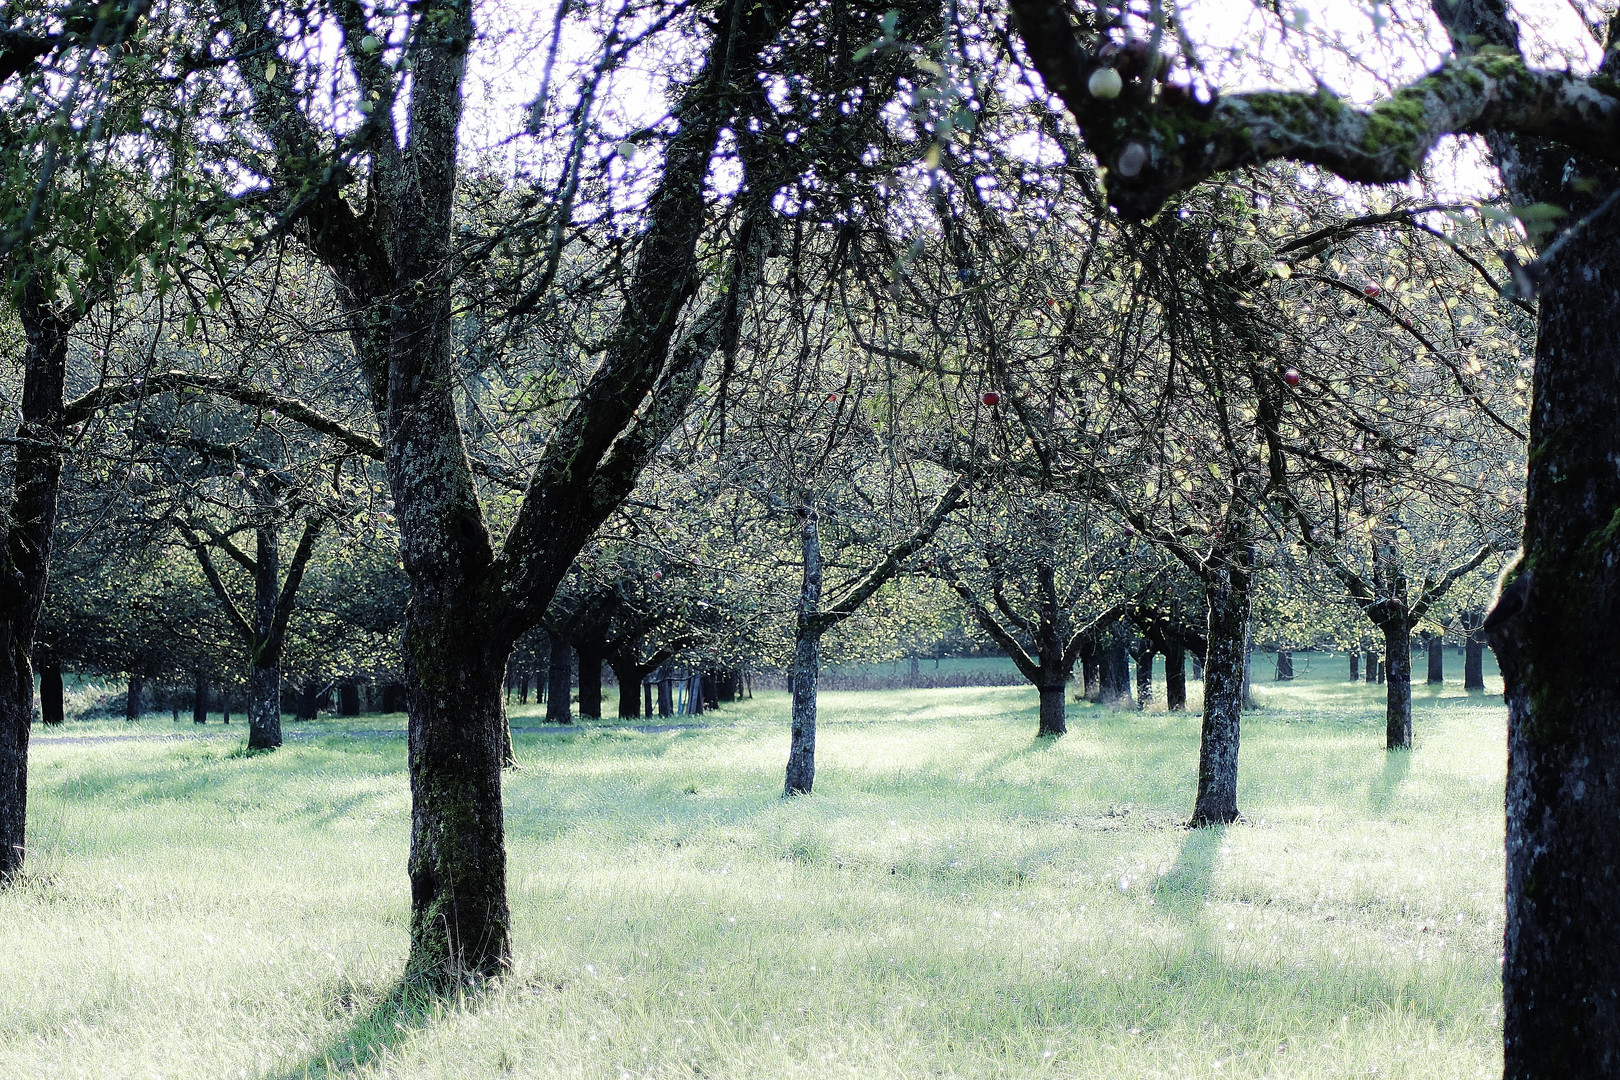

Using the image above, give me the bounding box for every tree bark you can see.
[1080,640,1101,701]
[1425,631,1444,684]
[1192,548,1251,827]
[1381,613,1413,749]
[39,661,63,727]
[609,658,644,718]
[1135,649,1153,709]
[1349,652,1360,681]
[125,674,143,722]
[784,509,822,796]
[1462,609,1486,690]
[248,664,281,749]
[1365,649,1379,683]
[576,645,603,719]
[1164,638,1186,711]
[545,632,572,725]
[1037,680,1067,736]
[1485,202,1620,1079]
[1275,649,1294,681]
[193,672,208,724]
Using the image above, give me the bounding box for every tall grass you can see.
[5,665,1504,1078]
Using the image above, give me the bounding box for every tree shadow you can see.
[1151,823,1225,922]
[1367,747,1411,815]
[264,978,463,1079]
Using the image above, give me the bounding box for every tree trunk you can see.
[1349,652,1360,681]
[610,659,644,718]
[1080,640,1101,701]
[1037,680,1067,736]
[657,673,673,717]
[39,661,63,727]
[1481,204,1620,1078]
[1377,657,1386,683]
[1275,649,1294,680]
[1382,614,1412,750]
[338,683,361,716]
[546,633,572,725]
[1164,638,1186,711]
[1365,649,1379,683]
[1191,549,1251,827]
[0,281,74,882]
[908,655,920,687]
[221,692,231,725]
[193,673,208,724]
[1425,631,1444,685]
[401,617,512,985]
[1240,628,1255,709]
[1098,623,1131,705]
[297,681,319,720]
[247,665,281,750]
[784,509,822,796]
[1135,650,1153,709]
[1190,651,1202,680]
[1462,610,1485,691]
[576,646,603,719]
[126,674,144,723]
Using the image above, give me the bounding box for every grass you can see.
[7,663,1505,1078]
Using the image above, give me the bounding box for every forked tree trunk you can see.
[39,661,63,727]
[1191,550,1251,827]
[546,634,571,725]
[1037,680,1066,736]
[1164,639,1186,711]
[1462,610,1485,691]
[1486,208,1620,1079]
[1382,616,1412,749]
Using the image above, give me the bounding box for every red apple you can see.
[982,391,1001,406]
[1363,283,1381,298]
[1283,368,1301,386]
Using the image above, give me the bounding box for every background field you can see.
[9,664,1506,1078]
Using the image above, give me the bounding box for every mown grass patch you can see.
[6,668,1504,1078]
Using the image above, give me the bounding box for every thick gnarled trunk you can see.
[1488,208,1620,1080]
[404,618,511,985]
[1192,551,1250,827]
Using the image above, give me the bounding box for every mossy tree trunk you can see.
[1487,202,1620,1079]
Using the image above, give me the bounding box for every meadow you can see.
[8,658,1506,1079]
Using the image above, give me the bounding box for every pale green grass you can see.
[6,673,1505,1078]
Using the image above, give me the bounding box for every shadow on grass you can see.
[266,978,463,1079]
[1152,823,1225,922]
[1368,747,1412,815]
